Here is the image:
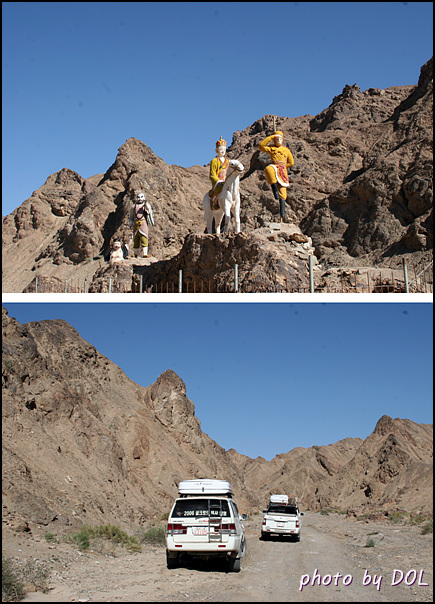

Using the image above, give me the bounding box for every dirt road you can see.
[6,512,431,602]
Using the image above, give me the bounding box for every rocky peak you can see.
[149,369,200,439]
[374,414,396,436]
[105,137,166,185]
[418,56,433,91]
[331,83,364,104]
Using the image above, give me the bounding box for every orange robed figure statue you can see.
[259,131,294,221]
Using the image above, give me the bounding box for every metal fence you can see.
[26,254,433,294]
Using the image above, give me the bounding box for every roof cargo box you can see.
[269,494,289,504]
[178,479,233,497]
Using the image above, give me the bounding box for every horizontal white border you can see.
[2,293,433,303]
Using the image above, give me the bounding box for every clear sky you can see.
[3,301,433,460]
[2,2,433,217]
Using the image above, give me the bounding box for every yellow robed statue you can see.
[259,131,294,221]
[209,137,229,210]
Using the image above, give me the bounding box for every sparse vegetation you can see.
[2,556,25,602]
[388,511,407,524]
[386,510,433,530]
[365,537,376,548]
[2,556,50,602]
[44,532,57,544]
[135,524,166,546]
[66,524,142,553]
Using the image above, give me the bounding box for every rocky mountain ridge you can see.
[2,58,432,293]
[2,307,432,538]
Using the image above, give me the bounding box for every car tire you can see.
[229,555,241,572]
[229,536,246,572]
[166,550,179,569]
[240,536,247,558]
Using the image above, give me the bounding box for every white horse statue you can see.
[203,159,245,234]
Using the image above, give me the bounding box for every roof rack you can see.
[269,494,297,505]
[178,479,233,498]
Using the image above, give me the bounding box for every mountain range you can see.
[2,306,432,536]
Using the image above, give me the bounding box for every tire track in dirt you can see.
[200,515,372,602]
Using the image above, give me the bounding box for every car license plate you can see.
[277,522,285,527]
[193,527,208,535]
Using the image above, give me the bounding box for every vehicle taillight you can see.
[262,518,266,526]
[167,523,187,534]
[221,523,237,534]
[296,522,300,528]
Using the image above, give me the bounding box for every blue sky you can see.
[2,2,433,217]
[3,302,433,460]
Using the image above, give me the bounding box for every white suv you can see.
[261,495,303,541]
[166,480,247,572]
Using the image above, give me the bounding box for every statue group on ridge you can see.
[111,123,294,262]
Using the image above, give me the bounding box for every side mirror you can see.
[300,512,304,516]
[240,513,249,521]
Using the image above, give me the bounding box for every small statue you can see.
[109,238,125,265]
[259,130,294,221]
[129,191,154,258]
[209,137,229,210]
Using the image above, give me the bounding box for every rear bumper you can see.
[262,527,301,535]
[166,535,241,555]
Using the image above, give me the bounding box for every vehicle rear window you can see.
[171,499,231,518]
[267,504,298,515]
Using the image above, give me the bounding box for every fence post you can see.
[234,264,239,293]
[109,278,112,294]
[309,256,314,293]
[35,277,38,294]
[179,270,183,293]
[84,279,88,293]
[403,258,409,293]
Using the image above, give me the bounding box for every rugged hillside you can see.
[312,414,433,513]
[2,307,432,538]
[2,307,253,534]
[2,58,432,293]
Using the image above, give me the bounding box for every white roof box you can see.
[270,494,289,504]
[178,479,233,497]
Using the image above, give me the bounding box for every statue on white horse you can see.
[203,137,244,233]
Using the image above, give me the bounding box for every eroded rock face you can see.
[135,226,317,293]
[2,59,433,292]
[1,307,250,529]
[300,59,433,262]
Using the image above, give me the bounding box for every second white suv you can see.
[261,495,303,541]
[166,480,247,572]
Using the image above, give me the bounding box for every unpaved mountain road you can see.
[6,512,432,602]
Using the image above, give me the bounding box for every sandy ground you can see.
[3,511,432,602]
